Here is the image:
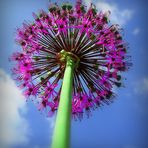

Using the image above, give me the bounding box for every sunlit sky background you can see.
[0,0,148,148]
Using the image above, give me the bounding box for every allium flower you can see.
[10,0,131,119]
[10,1,132,147]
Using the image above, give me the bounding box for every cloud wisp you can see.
[84,0,133,25]
[133,78,148,95]
[0,69,30,147]
[132,28,140,35]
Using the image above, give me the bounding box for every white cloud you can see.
[133,78,148,94]
[132,28,140,35]
[0,69,30,147]
[47,116,55,129]
[84,0,133,25]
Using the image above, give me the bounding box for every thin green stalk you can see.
[51,56,75,148]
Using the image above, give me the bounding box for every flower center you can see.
[57,49,80,68]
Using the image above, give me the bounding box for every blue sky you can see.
[0,0,147,148]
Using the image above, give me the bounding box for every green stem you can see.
[51,56,75,148]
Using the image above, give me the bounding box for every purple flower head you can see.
[10,0,132,120]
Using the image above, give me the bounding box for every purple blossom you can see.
[10,1,132,120]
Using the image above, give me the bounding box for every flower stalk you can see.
[51,51,76,148]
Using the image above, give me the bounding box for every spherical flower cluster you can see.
[10,0,132,120]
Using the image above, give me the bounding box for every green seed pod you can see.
[67,4,72,10]
[62,4,67,10]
